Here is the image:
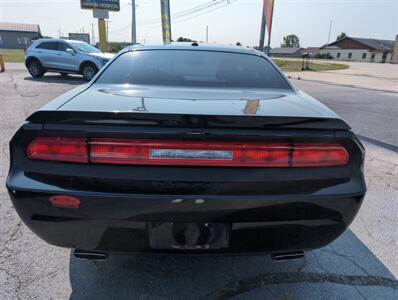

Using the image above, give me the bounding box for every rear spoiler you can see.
[26,111,351,130]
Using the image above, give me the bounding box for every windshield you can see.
[70,42,102,53]
[96,50,290,89]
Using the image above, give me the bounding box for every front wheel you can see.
[81,63,98,81]
[27,59,44,78]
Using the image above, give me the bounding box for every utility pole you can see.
[327,20,333,46]
[106,20,110,40]
[130,0,137,44]
[206,25,208,43]
[326,19,333,57]
[91,23,95,45]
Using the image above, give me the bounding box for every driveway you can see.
[286,60,398,93]
[0,64,397,299]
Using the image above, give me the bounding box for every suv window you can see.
[97,50,291,89]
[36,42,57,50]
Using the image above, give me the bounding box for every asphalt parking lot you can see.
[0,64,397,299]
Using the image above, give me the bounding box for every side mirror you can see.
[66,48,75,55]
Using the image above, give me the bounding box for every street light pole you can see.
[131,0,137,44]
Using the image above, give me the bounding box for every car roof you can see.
[33,38,86,44]
[125,43,265,56]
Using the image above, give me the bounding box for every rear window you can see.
[96,50,290,89]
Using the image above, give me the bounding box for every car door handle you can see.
[56,53,62,56]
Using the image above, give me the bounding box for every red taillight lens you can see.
[292,143,349,167]
[26,137,88,163]
[26,137,349,167]
[89,139,291,167]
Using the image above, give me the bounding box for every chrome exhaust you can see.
[271,251,304,262]
[73,249,108,260]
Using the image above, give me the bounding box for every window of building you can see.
[362,53,367,59]
[17,37,29,45]
[348,53,352,59]
[371,53,376,60]
[337,53,341,58]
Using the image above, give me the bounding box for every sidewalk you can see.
[285,61,398,93]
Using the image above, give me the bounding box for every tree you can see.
[336,32,347,41]
[177,37,196,42]
[236,42,242,46]
[281,34,300,48]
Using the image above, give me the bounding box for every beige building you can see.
[320,37,395,63]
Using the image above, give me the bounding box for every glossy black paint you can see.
[6,45,366,254]
[7,123,366,254]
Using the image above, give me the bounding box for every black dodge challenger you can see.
[6,44,366,258]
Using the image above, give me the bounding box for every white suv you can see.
[25,39,114,81]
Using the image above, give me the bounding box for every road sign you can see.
[93,9,109,19]
[81,0,120,12]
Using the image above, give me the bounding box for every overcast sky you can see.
[1,0,397,47]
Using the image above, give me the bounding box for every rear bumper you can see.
[7,176,365,254]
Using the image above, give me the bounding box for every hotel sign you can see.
[80,0,120,12]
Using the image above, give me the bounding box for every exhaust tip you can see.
[73,249,108,261]
[271,250,304,262]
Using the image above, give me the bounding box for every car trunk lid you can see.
[27,84,350,130]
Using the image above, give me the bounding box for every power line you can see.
[139,0,229,25]
[172,0,238,25]
[109,0,238,36]
[110,0,230,34]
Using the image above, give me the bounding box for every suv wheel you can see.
[27,59,44,78]
[81,63,98,81]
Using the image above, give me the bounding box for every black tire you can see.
[27,59,44,78]
[81,62,98,81]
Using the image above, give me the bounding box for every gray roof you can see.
[0,22,41,33]
[269,47,305,54]
[327,37,394,51]
[350,37,394,51]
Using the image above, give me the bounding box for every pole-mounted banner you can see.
[263,0,275,55]
[160,0,172,44]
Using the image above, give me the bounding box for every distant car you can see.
[7,44,366,258]
[24,39,114,81]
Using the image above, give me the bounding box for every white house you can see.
[320,37,395,63]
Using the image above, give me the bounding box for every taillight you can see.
[292,144,349,167]
[89,139,291,167]
[26,137,88,163]
[26,137,349,167]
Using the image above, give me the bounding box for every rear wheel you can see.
[81,63,98,81]
[27,59,44,78]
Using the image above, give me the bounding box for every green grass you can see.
[0,49,25,63]
[273,58,349,72]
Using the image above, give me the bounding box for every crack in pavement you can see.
[204,272,398,300]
